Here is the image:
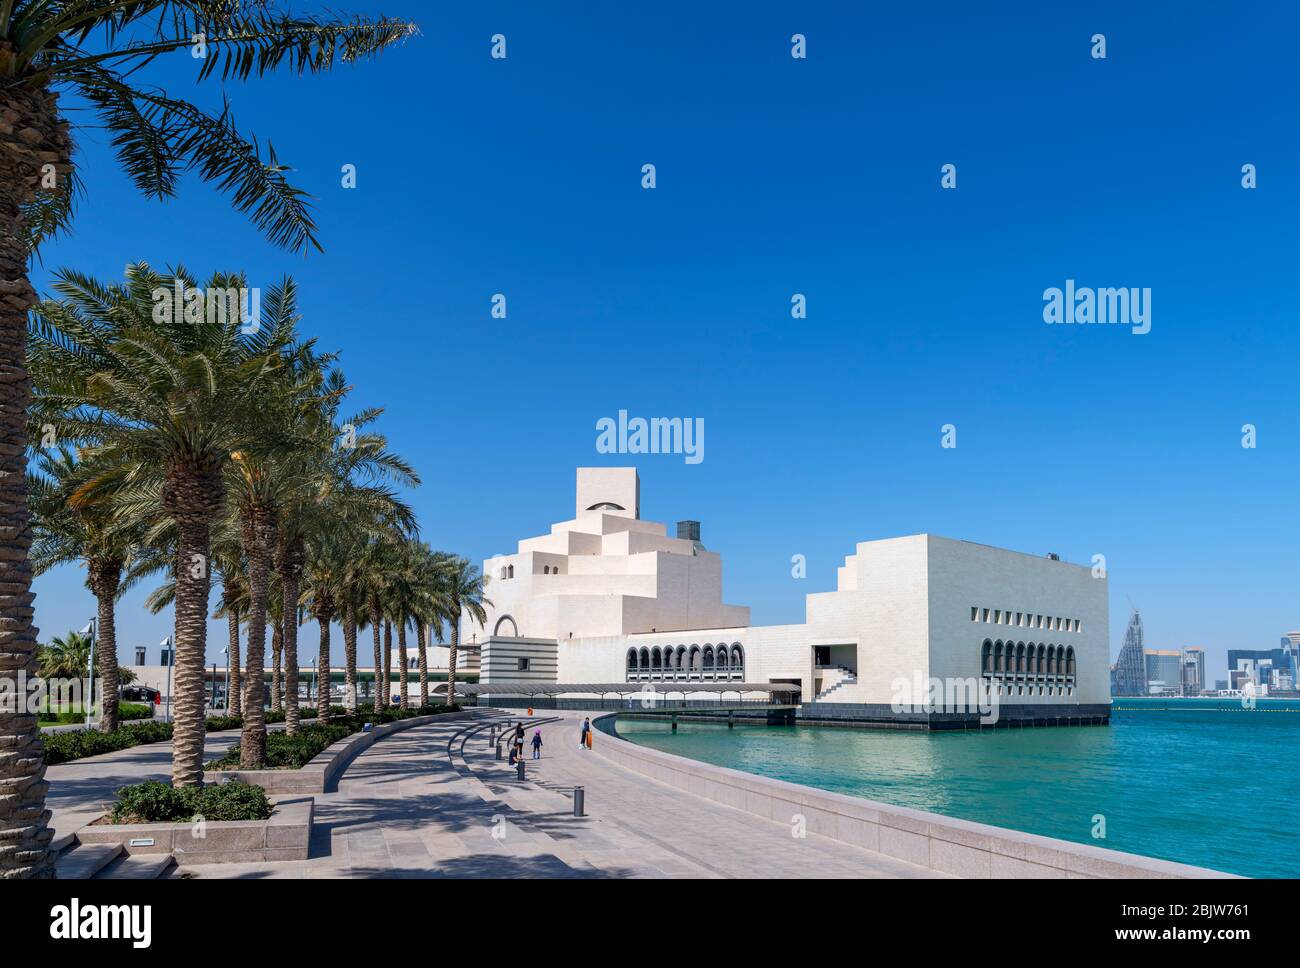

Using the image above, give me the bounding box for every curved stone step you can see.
[55,842,122,880]
[96,852,175,879]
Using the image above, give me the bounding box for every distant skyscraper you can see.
[1144,649,1182,695]
[1181,647,1206,696]
[1113,610,1147,697]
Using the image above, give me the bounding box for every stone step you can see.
[55,842,123,880]
[96,852,175,880]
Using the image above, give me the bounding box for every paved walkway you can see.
[179,710,940,879]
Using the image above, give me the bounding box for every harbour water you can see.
[616,698,1300,878]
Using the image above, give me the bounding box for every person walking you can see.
[531,729,543,759]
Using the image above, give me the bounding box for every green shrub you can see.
[108,779,271,824]
[204,714,243,732]
[117,702,153,721]
[43,720,173,765]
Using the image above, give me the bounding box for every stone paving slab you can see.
[169,709,940,879]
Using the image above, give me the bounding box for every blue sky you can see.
[30,2,1299,681]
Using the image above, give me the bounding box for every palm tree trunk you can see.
[164,477,220,788]
[271,624,282,713]
[278,537,303,735]
[0,64,68,880]
[369,602,384,713]
[316,610,331,723]
[238,513,274,767]
[397,621,408,710]
[383,620,393,710]
[227,609,242,718]
[88,559,122,734]
[416,620,429,708]
[446,598,460,707]
[343,607,358,714]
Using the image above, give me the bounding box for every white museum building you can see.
[461,468,1111,727]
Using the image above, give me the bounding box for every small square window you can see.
[1016,612,1023,627]
[994,610,1001,624]
[982,609,990,622]
[971,607,978,622]
[517,657,530,672]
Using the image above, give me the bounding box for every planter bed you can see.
[76,796,313,865]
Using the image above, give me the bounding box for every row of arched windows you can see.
[982,639,1075,681]
[627,643,745,681]
[497,564,515,580]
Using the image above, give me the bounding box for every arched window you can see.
[1016,643,1026,676]
[981,640,993,675]
[703,646,715,672]
[995,641,1005,675]
[626,649,638,675]
[731,644,744,678]
[1047,647,1057,677]
[675,646,687,675]
[688,645,702,675]
[1066,647,1076,679]
[717,648,729,670]
[639,648,650,675]
[507,565,514,579]
[1033,644,1044,678]
[651,647,662,672]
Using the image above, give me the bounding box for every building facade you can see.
[1144,649,1182,696]
[462,468,1112,728]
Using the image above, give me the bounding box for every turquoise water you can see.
[615,698,1300,878]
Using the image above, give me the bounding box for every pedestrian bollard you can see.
[488,727,496,745]
[495,742,502,761]
[573,785,585,817]
[516,757,526,780]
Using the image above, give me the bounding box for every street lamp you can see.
[79,620,95,728]
[221,646,230,713]
[160,635,173,723]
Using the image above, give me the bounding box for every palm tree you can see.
[35,630,92,680]
[29,265,295,787]
[1,1,416,878]
[28,447,141,732]
[443,558,491,706]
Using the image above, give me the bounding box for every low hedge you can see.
[37,700,155,725]
[43,720,173,765]
[108,779,272,824]
[44,703,460,767]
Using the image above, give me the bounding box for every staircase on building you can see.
[814,665,858,702]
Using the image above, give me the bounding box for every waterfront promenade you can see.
[98,709,935,879]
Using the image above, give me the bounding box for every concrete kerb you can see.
[203,710,478,793]
[589,713,1238,879]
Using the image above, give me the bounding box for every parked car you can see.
[120,685,161,705]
